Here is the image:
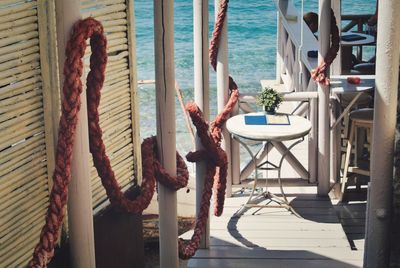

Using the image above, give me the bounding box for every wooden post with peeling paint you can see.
[365,0,400,266]
[154,1,179,267]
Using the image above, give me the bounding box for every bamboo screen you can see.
[81,0,141,212]
[0,0,58,267]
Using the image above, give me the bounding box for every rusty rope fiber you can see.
[311,9,340,85]
[29,2,238,263]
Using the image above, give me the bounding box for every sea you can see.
[134,0,377,156]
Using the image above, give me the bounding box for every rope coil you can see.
[29,0,237,265]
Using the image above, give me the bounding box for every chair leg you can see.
[342,122,355,194]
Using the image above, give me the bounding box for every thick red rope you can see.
[311,9,340,85]
[30,1,238,263]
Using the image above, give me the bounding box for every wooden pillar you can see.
[365,0,400,266]
[317,0,331,195]
[154,1,179,267]
[276,12,283,84]
[330,1,342,185]
[193,0,210,249]
[55,0,96,267]
[215,0,232,197]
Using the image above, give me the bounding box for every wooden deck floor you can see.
[184,184,364,268]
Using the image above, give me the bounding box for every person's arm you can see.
[367,1,378,26]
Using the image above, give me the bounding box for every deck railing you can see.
[230,0,319,188]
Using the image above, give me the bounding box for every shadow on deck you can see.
[185,184,365,268]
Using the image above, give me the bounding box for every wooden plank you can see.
[192,247,363,261]
[203,229,348,240]
[188,258,362,268]
[206,237,351,249]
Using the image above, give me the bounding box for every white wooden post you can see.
[276,11,284,84]
[309,95,318,184]
[330,1,342,75]
[215,0,232,197]
[231,103,240,186]
[55,0,96,267]
[154,1,179,267]
[365,0,400,266]
[317,0,331,195]
[330,1,342,186]
[194,0,210,249]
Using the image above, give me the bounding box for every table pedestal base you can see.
[235,187,301,218]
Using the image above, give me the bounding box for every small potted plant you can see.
[256,86,283,114]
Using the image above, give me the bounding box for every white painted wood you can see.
[193,0,210,249]
[329,1,342,186]
[330,0,342,75]
[274,0,318,72]
[154,0,179,267]
[184,185,363,268]
[365,0,400,266]
[231,102,241,186]
[188,258,362,268]
[317,0,331,196]
[215,0,232,197]
[276,12,283,83]
[55,0,96,267]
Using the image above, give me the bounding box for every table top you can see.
[330,75,375,94]
[226,112,312,142]
[341,32,375,46]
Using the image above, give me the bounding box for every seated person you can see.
[303,12,318,35]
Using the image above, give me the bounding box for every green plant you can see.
[256,86,283,112]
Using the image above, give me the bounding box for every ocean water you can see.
[134,0,376,154]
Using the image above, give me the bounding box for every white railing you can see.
[232,0,319,186]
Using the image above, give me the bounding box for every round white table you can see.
[226,112,312,216]
[340,32,375,71]
[340,32,375,47]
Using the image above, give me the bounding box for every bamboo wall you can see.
[0,0,58,266]
[81,0,141,213]
[0,0,141,266]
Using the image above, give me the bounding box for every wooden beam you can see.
[55,0,96,267]
[154,1,179,267]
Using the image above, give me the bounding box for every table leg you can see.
[330,91,363,130]
[234,136,304,218]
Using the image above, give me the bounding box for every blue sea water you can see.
[135,0,376,153]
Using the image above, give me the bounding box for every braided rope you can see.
[209,0,229,71]
[30,1,238,262]
[311,9,340,85]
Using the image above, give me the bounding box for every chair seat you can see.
[349,108,374,124]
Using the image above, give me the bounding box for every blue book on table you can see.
[244,115,267,125]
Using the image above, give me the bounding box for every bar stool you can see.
[342,108,374,194]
